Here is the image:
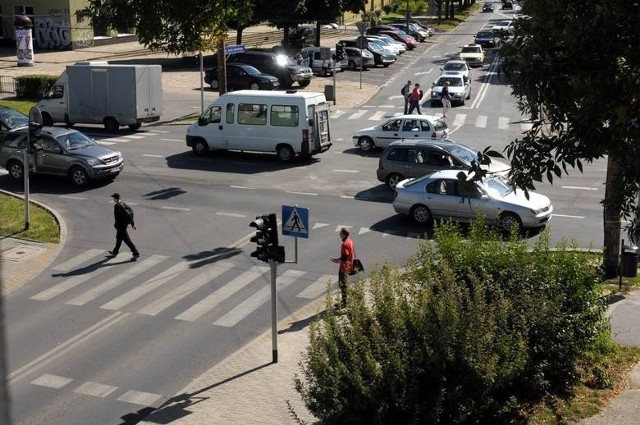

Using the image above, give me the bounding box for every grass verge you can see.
[0,192,60,243]
[0,98,36,115]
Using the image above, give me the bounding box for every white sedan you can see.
[430,72,471,106]
[393,169,553,232]
[352,114,449,152]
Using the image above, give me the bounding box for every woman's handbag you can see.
[350,258,364,275]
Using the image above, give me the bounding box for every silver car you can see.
[430,72,472,106]
[0,127,124,187]
[343,47,375,70]
[440,60,472,82]
[376,139,510,189]
[393,169,553,232]
[353,114,449,152]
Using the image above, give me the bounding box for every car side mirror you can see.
[197,117,207,126]
[431,82,436,88]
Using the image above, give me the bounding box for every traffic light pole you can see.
[270,259,278,363]
[23,130,30,230]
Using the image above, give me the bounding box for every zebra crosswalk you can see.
[90,129,175,145]
[330,108,534,132]
[36,251,337,328]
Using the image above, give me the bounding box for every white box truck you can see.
[37,61,163,132]
[186,90,332,161]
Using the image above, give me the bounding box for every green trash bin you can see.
[621,245,638,277]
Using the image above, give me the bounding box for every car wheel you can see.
[210,79,220,90]
[386,173,404,190]
[192,139,209,156]
[69,166,89,187]
[6,160,23,180]
[383,63,390,68]
[277,144,294,162]
[499,212,522,233]
[358,136,375,152]
[104,118,119,132]
[128,123,142,131]
[248,82,259,90]
[299,80,311,88]
[348,60,357,70]
[42,113,53,126]
[410,204,432,224]
[467,89,471,100]
[461,96,465,106]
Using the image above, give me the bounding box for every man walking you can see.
[107,193,140,260]
[441,80,451,118]
[331,228,354,307]
[401,80,412,114]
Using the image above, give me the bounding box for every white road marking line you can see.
[51,249,104,271]
[312,223,329,229]
[138,263,233,316]
[74,381,118,398]
[117,390,162,406]
[358,227,372,235]
[102,138,129,142]
[160,138,182,142]
[99,141,116,145]
[368,110,387,121]
[498,117,510,130]
[561,186,598,190]
[330,110,347,119]
[142,154,164,158]
[9,312,130,385]
[475,115,488,128]
[215,212,247,217]
[333,169,358,173]
[553,214,585,219]
[285,191,318,196]
[59,195,87,200]
[101,262,192,311]
[340,195,355,199]
[296,274,334,299]
[453,113,466,127]
[335,225,352,232]
[160,206,191,211]
[123,135,145,139]
[66,256,167,306]
[230,185,256,190]
[31,373,74,389]
[521,122,533,131]
[213,269,304,327]
[347,110,367,120]
[175,266,269,322]
[34,262,113,301]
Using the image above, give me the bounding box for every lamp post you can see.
[406,0,410,32]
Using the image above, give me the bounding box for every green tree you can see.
[87,0,250,53]
[500,0,640,276]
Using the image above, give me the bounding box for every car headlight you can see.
[530,207,546,214]
[86,158,102,166]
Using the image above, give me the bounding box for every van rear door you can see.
[308,103,332,154]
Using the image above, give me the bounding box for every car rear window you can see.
[386,147,408,162]
[433,119,448,131]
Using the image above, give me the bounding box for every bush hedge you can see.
[15,75,57,99]
[295,220,610,424]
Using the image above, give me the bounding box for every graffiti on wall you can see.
[33,17,72,49]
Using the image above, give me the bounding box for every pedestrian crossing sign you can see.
[282,205,309,239]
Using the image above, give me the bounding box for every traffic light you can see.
[335,43,345,61]
[249,213,285,263]
[27,123,43,154]
[250,214,270,262]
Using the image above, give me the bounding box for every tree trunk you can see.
[236,26,245,45]
[603,155,623,277]
[217,39,227,96]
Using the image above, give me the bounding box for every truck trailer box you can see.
[37,62,163,132]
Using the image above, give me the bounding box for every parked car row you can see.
[204,50,314,91]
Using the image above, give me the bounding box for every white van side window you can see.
[238,103,267,125]
[203,105,221,124]
[226,103,234,124]
[271,104,299,127]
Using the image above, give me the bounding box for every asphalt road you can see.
[2,8,608,424]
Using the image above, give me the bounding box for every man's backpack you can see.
[401,85,407,96]
[123,203,134,225]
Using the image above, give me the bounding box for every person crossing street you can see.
[107,193,140,260]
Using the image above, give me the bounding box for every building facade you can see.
[0,0,132,50]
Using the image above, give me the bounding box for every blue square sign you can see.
[281,205,309,239]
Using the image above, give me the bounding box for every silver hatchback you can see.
[0,127,124,187]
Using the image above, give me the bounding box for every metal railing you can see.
[0,75,16,94]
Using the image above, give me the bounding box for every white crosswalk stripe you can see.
[52,249,104,272]
[175,265,268,322]
[328,108,531,131]
[296,274,334,299]
[66,256,167,306]
[213,269,304,327]
[347,110,367,120]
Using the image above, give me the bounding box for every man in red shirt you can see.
[331,228,354,307]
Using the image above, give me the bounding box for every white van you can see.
[186,90,333,161]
